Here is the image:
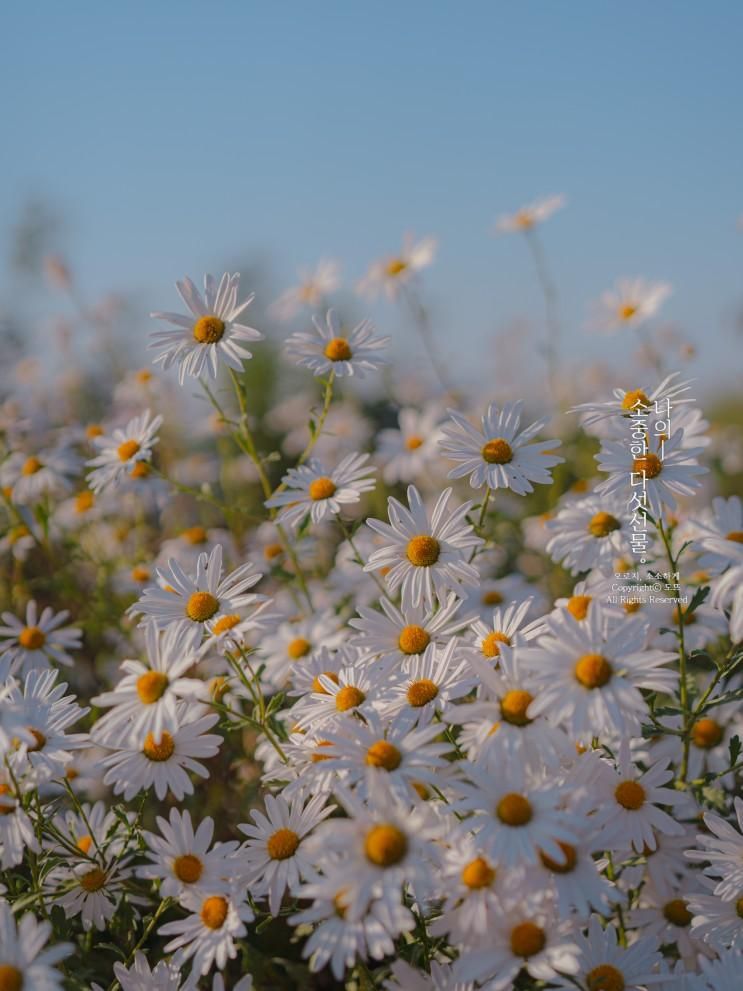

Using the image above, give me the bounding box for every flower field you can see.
[0,210,742,991]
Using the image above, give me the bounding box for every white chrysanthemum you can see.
[376,405,445,484]
[686,797,743,901]
[377,638,474,729]
[494,194,566,233]
[439,401,564,494]
[159,885,254,977]
[256,610,345,690]
[0,601,82,675]
[150,272,263,384]
[131,544,265,636]
[0,446,79,505]
[109,952,183,991]
[357,234,437,299]
[570,371,695,434]
[265,452,376,529]
[285,308,389,378]
[0,899,71,990]
[238,793,333,916]
[271,259,341,320]
[546,493,632,574]
[588,276,672,333]
[550,915,665,991]
[365,485,482,610]
[86,410,163,493]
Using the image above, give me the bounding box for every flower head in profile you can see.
[285,308,389,378]
[86,410,162,493]
[357,234,437,299]
[494,194,566,234]
[150,272,263,384]
[266,453,376,529]
[365,485,482,610]
[439,401,564,494]
[271,259,340,320]
[588,276,672,334]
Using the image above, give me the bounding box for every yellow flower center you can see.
[496,793,532,826]
[21,456,42,476]
[365,740,402,771]
[691,717,724,750]
[500,689,534,726]
[77,835,93,854]
[633,453,662,479]
[406,535,440,567]
[407,679,439,707]
[510,921,546,958]
[185,591,219,622]
[539,841,577,874]
[75,491,95,513]
[621,388,650,410]
[574,653,612,689]
[135,369,153,383]
[482,590,503,605]
[212,614,242,635]
[311,672,339,693]
[618,303,638,321]
[567,595,592,621]
[193,315,226,344]
[308,477,337,500]
[136,671,168,704]
[727,530,743,543]
[183,525,208,544]
[405,435,424,450]
[131,565,150,583]
[0,785,14,816]
[364,824,407,866]
[130,462,151,479]
[267,827,300,860]
[27,729,46,751]
[323,338,353,362]
[19,626,45,650]
[481,438,513,464]
[263,542,283,561]
[461,856,496,889]
[385,258,408,277]
[482,631,510,658]
[173,853,203,884]
[287,637,311,660]
[623,600,642,614]
[614,780,645,810]
[663,898,692,927]
[588,512,621,538]
[200,895,229,929]
[398,625,430,655]
[736,897,743,919]
[514,210,534,230]
[79,867,107,892]
[586,964,626,991]
[0,966,23,991]
[117,439,141,462]
[86,424,104,439]
[335,685,366,711]
[142,731,175,762]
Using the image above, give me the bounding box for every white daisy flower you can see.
[688,882,743,951]
[467,597,542,665]
[0,777,38,868]
[375,405,445,484]
[139,808,240,902]
[550,915,666,991]
[494,194,566,234]
[285,308,389,378]
[696,949,743,990]
[99,708,221,801]
[109,952,183,991]
[91,621,203,745]
[546,492,633,574]
[527,821,615,918]
[591,742,687,853]
[131,544,265,636]
[686,797,743,901]
[439,401,564,494]
[0,446,79,505]
[365,485,482,610]
[595,427,708,518]
[349,593,470,672]
[159,885,254,977]
[0,601,82,675]
[86,410,163,494]
[525,611,676,738]
[149,272,263,384]
[291,663,380,731]
[265,452,376,530]
[691,495,743,572]
[257,610,345,690]
[377,638,474,729]
[0,899,71,991]
[271,259,341,320]
[357,234,437,300]
[238,792,334,916]
[570,371,695,434]
[44,856,133,932]
[588,276,672,334]
[385,960,474,991]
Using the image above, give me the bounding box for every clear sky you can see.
[2,1,742,389]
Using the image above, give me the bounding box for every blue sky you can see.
[2,2,742,389]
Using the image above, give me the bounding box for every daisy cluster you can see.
[0,242,741,991]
